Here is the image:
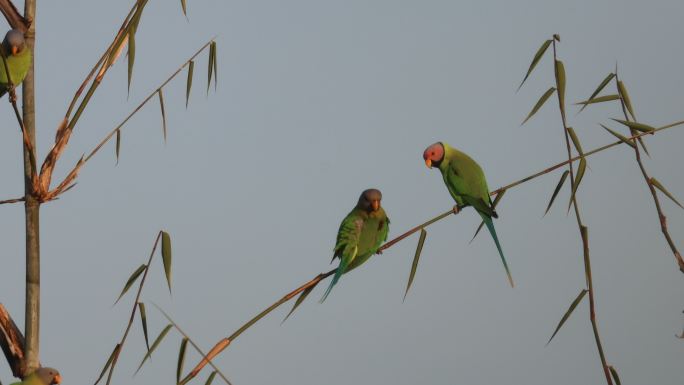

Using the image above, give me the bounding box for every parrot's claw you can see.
[453,204,461,215]
[376,250,383,255]
[7,85,16,104]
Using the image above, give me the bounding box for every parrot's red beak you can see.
[11,45,18,55]
[371,200,380,211]
[425,158,432,168]
[53,374,62,384]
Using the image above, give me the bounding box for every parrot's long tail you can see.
[320,261,347,303]
[479,212,514,288]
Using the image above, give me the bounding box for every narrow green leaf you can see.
[115,129,121,164]
[94,344,120,385]
[566,127,583,155]
[518,39,552,91]
[212,42,218,90]
[138,302,150,352]
[609,366,622,385]
[471,190,506,243]
[177,338,189,384]
[521,87,556,125]
[568,157,587,211]
[578,73,615,113]
[135,324,173,374]
[544,170,569,216]
[180,0,187,17]
[161,231,173,294]
[115,264,147,304]
[205,371,218,385]
[403,229,427,301]
[651,177,684,209]
[546,289,588,345]
[186,61,194,108]
[617,80,636,120]
[611,118,655,133]
[554,60,566,114]
[127,31,136,94]
[158,89,167,143]
[575,94,620,106]
[282,282,318,323]
[207,42,214,94]
[599,124,636,149]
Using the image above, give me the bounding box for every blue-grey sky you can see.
[1,1,683,384]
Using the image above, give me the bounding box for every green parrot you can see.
[320,189,390,302]
[10,367,61,385]
[0,29,31,99]
[423,142,514,287]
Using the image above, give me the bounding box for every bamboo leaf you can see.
[518,39,552,91]
[186,60,194,108]
[94,344,120,385]
[212,42,218,90]
[599,124,636,149]
[566,127,583,155]
[115,264,147,304]
[554,60,566,114]
[207,43,214,94]
[617,80,636,120]
[544,170,569,216]
[546,289,588,345]
[136,324,173,374]
[403,229,427,301]
[568,157,587,211]
[138,302,150,352]
[161,231,173,294]
[205,371,218,385]
[611,118,655,133]
[158,89,167,143]
[180,0,187,17]
[127,31,136,94]
[521,87,556,125]
[471,190,506,243]
[115,129,121,164]
[575,94,620,106]
[177,338,189,385]
[651,178,684,209]
[282,282,318,323]
[609,366,622,385]
[578,73,615,113]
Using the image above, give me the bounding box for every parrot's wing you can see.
[321,214,364,302]
[462,196,498,218]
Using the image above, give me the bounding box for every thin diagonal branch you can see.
[0,196,25,205]
[0,0,29,32]
[180,119,684,383]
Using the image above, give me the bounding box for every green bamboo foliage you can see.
[567,127,583,155]
[546,289,588,345]
[518,39,552,91]
[650,178,684,209]
[522,87,556,125]
[403,229,427,301]
[568,157,587,210]
[207,42,218,93]
[282,282,318,323]
[609,366,622,385]
[599,124,636,149]
[204,371,218,385]
[136,324,174,374]
[554,60,566,116]
[177,338,189,385]
[616,81,636,120]
[544,170,569,216]
[158,89,167,143]
[94,344,120,385]
[578,73,615,113]
[162,231,173,294]
[115,129,121,164]
[180,0,188,17]
[611,119,655,133]
[186,61,194,108]
[138,302,151,352]
[575,94,620,106]
[115,264,147,304]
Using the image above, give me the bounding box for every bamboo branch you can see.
[0,0,29,32]
[0,196,24,205]
[180,119,684,384]
[0,304,27,378]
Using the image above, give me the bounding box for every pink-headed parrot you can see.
[423,142,514,287]
[320,189,390,302]
[10,367,61,385]
[0,29,31,100]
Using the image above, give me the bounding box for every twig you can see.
[181,119,684,383]
[0,196,24,205]
[0,0,29,32]
[152,304,233,385]
[96,232,162,385]
[0,303,27,378]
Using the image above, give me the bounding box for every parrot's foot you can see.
[376,250,383,255]
[8,88,16,104]
[452,204,462,215]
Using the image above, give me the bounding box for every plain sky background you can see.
[1,1,683,384]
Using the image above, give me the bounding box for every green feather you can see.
[0,48,31,98]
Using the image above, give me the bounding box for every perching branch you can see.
[180,120,684,384]
[0,0,29,32]
[0,303,27,378]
